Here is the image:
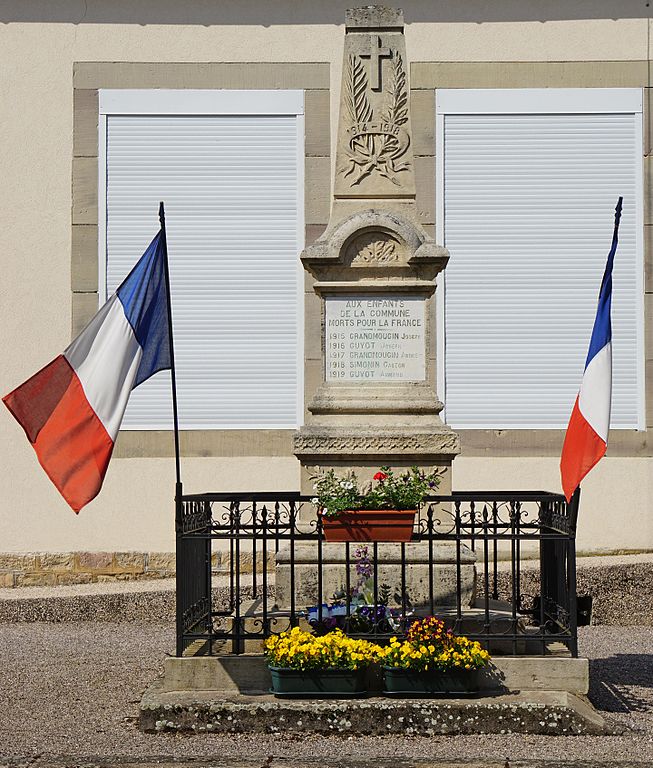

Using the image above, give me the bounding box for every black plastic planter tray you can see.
[269,666,368,698]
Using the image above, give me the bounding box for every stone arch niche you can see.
[301,208,446,273]
[346,231,403,267]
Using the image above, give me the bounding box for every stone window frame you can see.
[72,62,330,459]
[410,60,653,457]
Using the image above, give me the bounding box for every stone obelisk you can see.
[294,5,460,492]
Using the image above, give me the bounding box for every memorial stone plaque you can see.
[325,295,426,381]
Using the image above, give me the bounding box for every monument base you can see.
[140,656,609,736]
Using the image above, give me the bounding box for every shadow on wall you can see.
[0,0,650,25]
[589,654,653,713]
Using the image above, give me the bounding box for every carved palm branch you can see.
[380,52,408,127]
[344,53,373,126]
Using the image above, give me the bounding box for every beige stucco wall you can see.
[1,3,651,553]
[453,457,653,554]
[0,456,299,553]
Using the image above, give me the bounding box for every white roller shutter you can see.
[100,90,304,429]
[436,89,643,429]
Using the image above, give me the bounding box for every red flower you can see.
[373,471,388,482]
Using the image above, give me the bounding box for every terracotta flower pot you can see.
[321,509,416,542]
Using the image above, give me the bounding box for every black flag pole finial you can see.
[615,196,623,224]
[598,196,623,297]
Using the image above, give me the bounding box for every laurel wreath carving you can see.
[342,49,411,187]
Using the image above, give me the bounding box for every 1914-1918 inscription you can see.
[325,295,426,381]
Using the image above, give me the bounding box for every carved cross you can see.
[359,34,392,91]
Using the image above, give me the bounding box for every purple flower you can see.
[354,546,372,579]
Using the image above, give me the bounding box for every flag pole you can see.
[159,202,185,658]
[560,196,623,502]
[158,201,182,490]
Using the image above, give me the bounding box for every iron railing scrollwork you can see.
[176,489,580,658]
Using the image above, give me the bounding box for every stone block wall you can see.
[0,550,277,587]
[0,552,175,587]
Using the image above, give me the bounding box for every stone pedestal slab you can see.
[155,654,591,697]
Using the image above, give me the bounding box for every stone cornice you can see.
[293,428,461,457]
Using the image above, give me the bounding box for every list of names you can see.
[325,295,426,381]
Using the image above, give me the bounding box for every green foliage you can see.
[311,466,441,518]
[378,583,392,607]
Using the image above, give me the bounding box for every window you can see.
[99,90,304,429]
[436,88,643,429]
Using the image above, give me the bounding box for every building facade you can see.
[1,2,652,569]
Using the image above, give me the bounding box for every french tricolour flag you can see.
[3,228,171,513]
[560,197,623,502]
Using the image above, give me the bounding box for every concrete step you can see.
[141,682,611,736]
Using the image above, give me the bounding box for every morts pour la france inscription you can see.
[325,295,425,381]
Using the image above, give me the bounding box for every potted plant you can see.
[380,616,491,695]
[306,546,409,633]
[264,626,380,697]
[311,466,440,542]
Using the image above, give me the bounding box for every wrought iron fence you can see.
[175,490,580,658]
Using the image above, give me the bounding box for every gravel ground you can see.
[0,624,650,763]
[2,553,652,627]
[0,578,177,600]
